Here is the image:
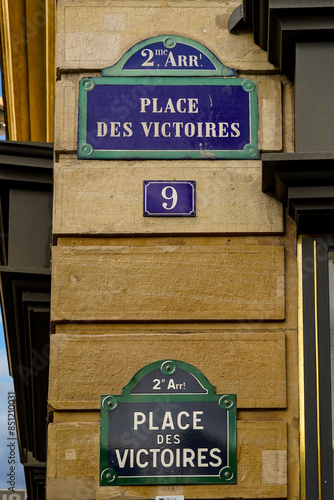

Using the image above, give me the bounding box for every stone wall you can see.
[48,1,298,499]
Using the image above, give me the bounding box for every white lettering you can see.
[155,48,168,56]
[161,122,171,137]
[151,448,160,467]
[209,448,222,467]
[176,447,181,467]
[154,122,160,137]
[123,122,133,137]
[218,122,229,137]
[97,121,107,137]
[189,55,199,67]
[130,448,134,468]
[137,449,149,468]
[183,448,195,467]
[161,449,174,467]
[115,449,128,468]
[164,98,176,113]
[197,122,203,137]
[152,98,163,113]
[134,412,146,430]
[140,98,151,113]
[231,122,240,137]
[177,411,190,430]
[140,97,198,114]
[172,122,183,137]
[140,120,239,139]
[161,411,175,430]
[149,412,159,430]
[176,98,186,113]
[114,447,223,469]
[165,51,177,67]
[110,122,121,137]
[178,55,188,67]
[184,122,196,137]
[141,48,154,67]
[205,122,217,137]
[193,411,204,430]
[198,448,209,467]
[188,98,199,113]
[141,122,153,137]
[97,121,133,137]
[167,378,176,389]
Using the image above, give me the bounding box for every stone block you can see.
[48,331,286,409]
[47,421,99,478]
[53,158,283,235]
[47,419,287,498]
[56,0,275,73]
[51,242,285,322]
[247,74,282,152]
[46,477,97,500]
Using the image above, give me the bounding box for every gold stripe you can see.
[314,239,322,500]
[45,0,56,142]
[297,235,306,500]
[0,0,17,140]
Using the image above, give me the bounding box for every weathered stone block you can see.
[53,158,283,235]
[247,75,282,152]
[48,331,286,409]
[46,419,287,498]
[51,242,285,322]
[56,1,276,73]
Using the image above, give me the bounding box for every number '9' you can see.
[161,186,178,210]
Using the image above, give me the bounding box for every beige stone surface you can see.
[54,73,99,153]
[262,450,288,485]
[56,0,276,73]
[47,422,99,478]
[48,331,286,409]
[47,477,97,500]
[55,73,283,154]
[51,242,285,322]
[282,75,294,153]
[247,75,282,152]
[53,158,283,235]
[46,419,287,498]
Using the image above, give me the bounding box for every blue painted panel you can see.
[107,401,228,478]
[84,81,251,154]
[101,35,236,77]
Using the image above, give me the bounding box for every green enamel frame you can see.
[100,359,237,486]
[102,35,236,77]
[78,76,259,160]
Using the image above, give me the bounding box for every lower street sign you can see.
[100,360,237,486]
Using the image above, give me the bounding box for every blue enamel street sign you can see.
[78,35,259,160]
[144,181,195,216]
[100,360,237,486]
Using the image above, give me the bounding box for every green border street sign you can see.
[100,360,237,486]
[78,35,259,160]
[101,35,236,77]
